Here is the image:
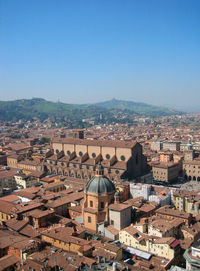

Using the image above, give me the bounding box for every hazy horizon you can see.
[0,96,199,113]
[0,0,200,108]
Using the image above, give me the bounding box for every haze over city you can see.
[0,0,200,110]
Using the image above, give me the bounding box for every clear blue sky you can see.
[0,0,200,107]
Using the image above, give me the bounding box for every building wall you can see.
[152,164,179,183]
[68,209,82,219]
[84,212,98,232]
[130,184,149,200]
[50,141,147,180]
[8,246,21,261]
[109,207,131,231]
[149,193,171,206]
[119,230,176,260]
[173,195,200,215]
[7,157,18,168]
[148,225,173,238]
[163,142,180,152]
[41,235,87,255]
[183,161,200,181]
[104,228,116,240]
[151,141,162,151]
[160,153,173,163]
[0,212,11,225]
[83,191,114,232]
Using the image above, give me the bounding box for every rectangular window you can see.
[90,201,93,207]
[111,220,114,225]
[101,202,104,209]
[88,216,91,223]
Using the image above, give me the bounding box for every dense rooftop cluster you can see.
[1,114,200,270]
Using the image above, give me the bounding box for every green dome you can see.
[85,175,115,194]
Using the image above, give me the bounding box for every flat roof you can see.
[125,246,152,260]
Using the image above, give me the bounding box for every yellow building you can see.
[93,241,122,261]
[173,190,200,215]
[0,200,15,225]
[119,225,180,261]
[41,227,92,256]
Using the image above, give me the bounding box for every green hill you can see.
[94,98,178,116]
[0,98,113,125]
[0,98,181,126]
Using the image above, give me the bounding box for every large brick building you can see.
[183,150,200,181]
[45,130,148,181]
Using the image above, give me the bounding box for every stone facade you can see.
[183,151,200,181]
[152,162,180,183]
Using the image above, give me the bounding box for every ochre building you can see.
[83,164,115,233]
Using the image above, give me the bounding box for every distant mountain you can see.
[172,105,200,113]
[0,98,182,125]
[94,98,179,116]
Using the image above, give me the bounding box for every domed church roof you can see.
[85,163,115,194]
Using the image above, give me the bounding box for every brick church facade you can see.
[44,130,148,181]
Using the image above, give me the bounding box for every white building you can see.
[130,183,172,206]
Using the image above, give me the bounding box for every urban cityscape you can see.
[1,1,200,271]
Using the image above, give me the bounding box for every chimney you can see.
[114,191,120,204]
[133,253,137,260]
[97,256,101,263]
